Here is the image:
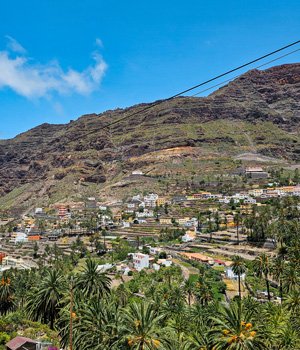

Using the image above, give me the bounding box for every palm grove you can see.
[0,197,300,349]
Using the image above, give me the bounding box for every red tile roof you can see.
[6,336,37,350]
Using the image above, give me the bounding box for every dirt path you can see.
[172,258,198,280]
[244,132,257,153]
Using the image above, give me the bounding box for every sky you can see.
[0,0,299,139]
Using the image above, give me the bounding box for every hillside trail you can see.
[235,122,257,154]
[244,132,257,153]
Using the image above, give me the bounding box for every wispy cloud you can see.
[5,35,26,54]
[95,38,103,48]
[0,36,107,99]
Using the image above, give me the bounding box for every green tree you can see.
[282,263,299,294]
[0,272,15,315]
[26,269,65,329]
[231,256,246,300]
[183,279,194,306]
[271,257,285,302]
[74,259,111,298]
[120,301,165,349]
[209,302,266,349]
[234,212,241,245]
[253,254,271,301]
[33,241,39,259]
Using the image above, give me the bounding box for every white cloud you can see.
[95,38,103,48]
[5,35,26,54]
[0,37,107,99]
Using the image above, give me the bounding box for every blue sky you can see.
[0,0,299,139]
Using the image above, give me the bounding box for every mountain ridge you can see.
[0,63,299,210]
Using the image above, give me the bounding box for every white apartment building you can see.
[132,253,149,271]
[144,193,159,207]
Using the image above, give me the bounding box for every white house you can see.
[149,246,161,255]
[135,209,154,218]
[132,194,142,201]
[97,263,113,272]
[225,267,246,281]
[132,170,144,176]
[127,203,136,209]
[132,253,149,271]
[184,218,198,228]
[10,232,28,244]
[182,233,196,242]
[152,263,160,271]
[157,259,173,267]
[144,193,158,208]
[219,198,230,204]
[122,221,131,228]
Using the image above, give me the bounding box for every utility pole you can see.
[236,214,240,245]
[69,277,74,350]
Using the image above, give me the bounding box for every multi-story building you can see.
[135,209,154,218]
[132,253,149,271]
[159,217,172,225]
[156,197,167,206]
[144,193,158,208]
[245,167,268,179]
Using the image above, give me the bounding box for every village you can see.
[1,166,298,310]
[1,3,300,347]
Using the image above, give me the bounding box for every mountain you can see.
[0,63,300,211]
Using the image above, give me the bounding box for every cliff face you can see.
[0,63,299,207]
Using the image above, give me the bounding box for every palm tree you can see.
[183,279,194,306]
[282,263,299,293]
[163,337,193,350]
[253,254,271,301]
[102,229,107,250]
[74,259,111,298]
[167,306,190,342]
[234,212,241,245]
[284,289,300,315]
[163,268,173,289]
[207,211,213,242]
[271,257,285,302]
[59,298,121,350]
[33,241,39,259]
[209,301,266,349]
[26,269,65,329]
[13,269,37,309]
[195,278,213,306]
[188,328,211,350]
[231,256,246,300]
[120,301,166,349]
[223,215,228,230]
[0,271,15,315]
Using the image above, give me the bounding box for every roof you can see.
[214,259,226,265]
[6,336,37,350]
[245,167,264,172]
[180,252,211,262]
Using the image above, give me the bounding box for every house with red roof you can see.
[6,336,37,350]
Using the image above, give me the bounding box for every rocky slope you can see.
[0,63,299,210]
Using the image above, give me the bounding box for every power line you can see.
[126,47,300,133]
[190,47,300,97]
[64,39,300,144]
[103,39,300,129]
